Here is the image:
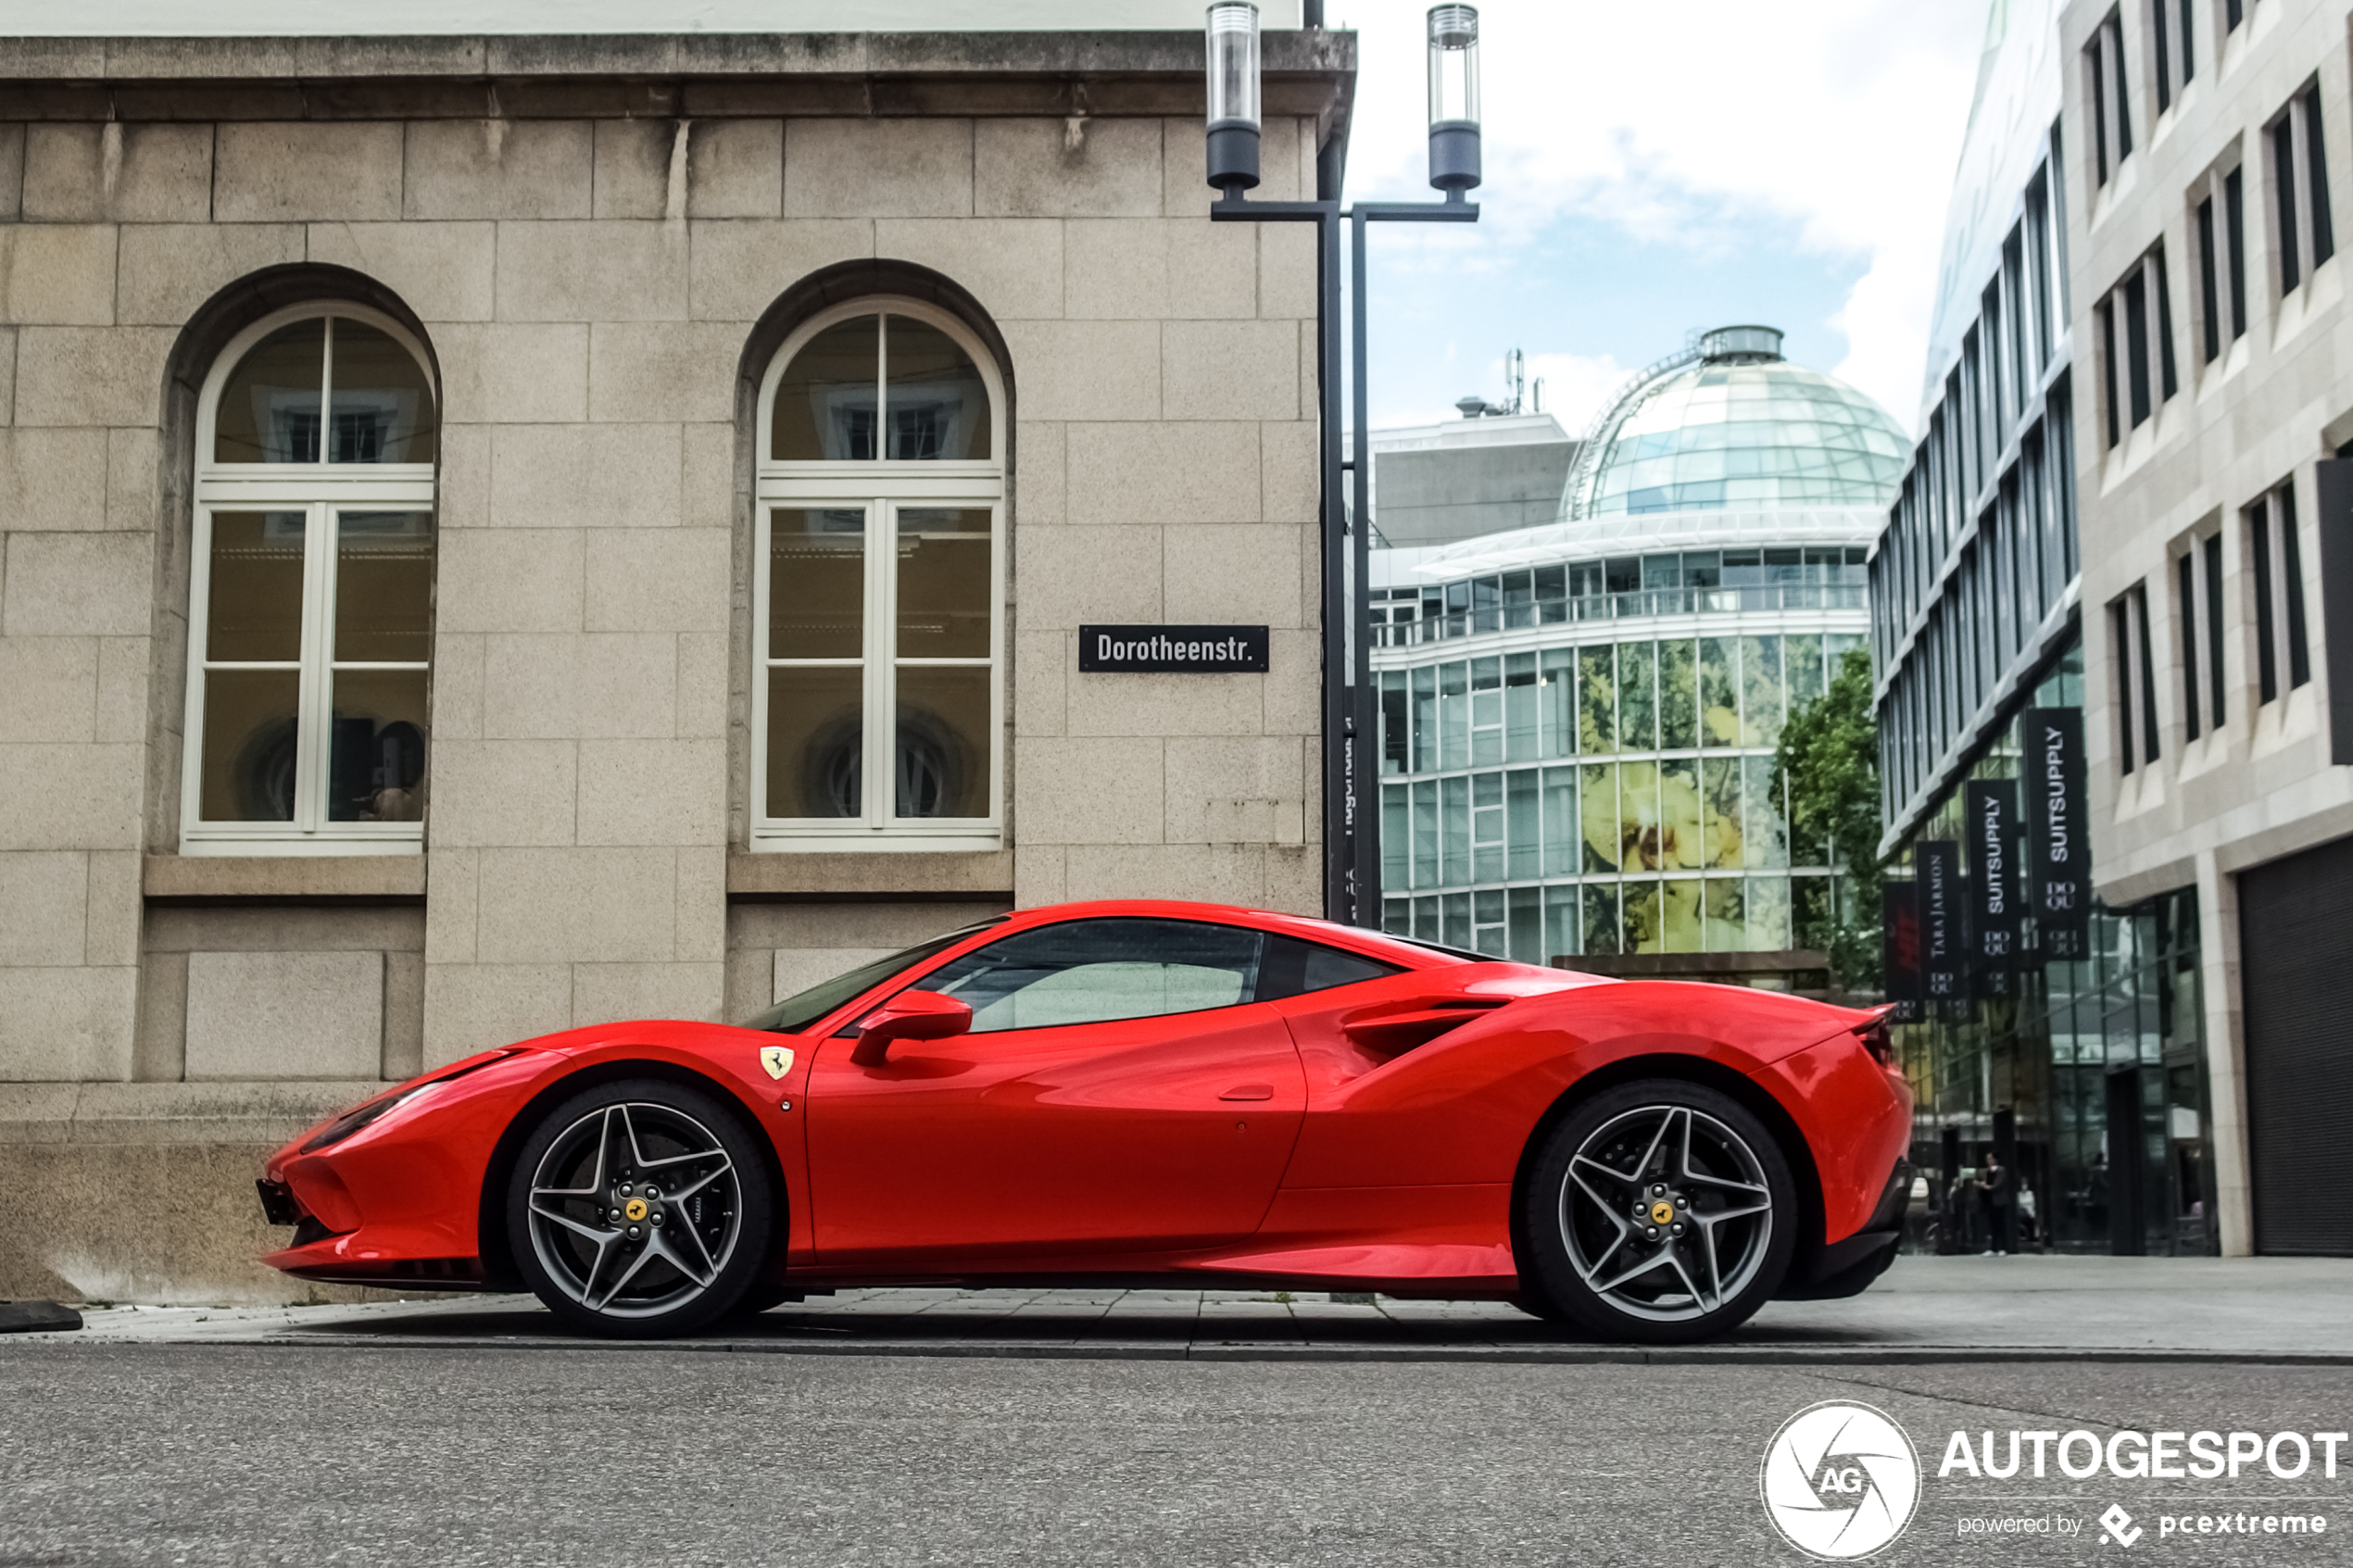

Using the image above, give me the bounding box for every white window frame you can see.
[182,304,437,856]
[750,296,1007,853]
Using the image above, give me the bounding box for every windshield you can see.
[739,919,1006,1035]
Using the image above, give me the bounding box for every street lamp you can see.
[1427,5,1481,194]
[1205,4,1483,929]
[1204,2,1262,190]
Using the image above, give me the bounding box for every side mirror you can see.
[849,989,973,1067]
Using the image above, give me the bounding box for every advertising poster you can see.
[1969,779,2020,998]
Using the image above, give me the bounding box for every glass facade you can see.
[1890,645,2214,1256]
[1374,608,1868,963]
[1874,108,2213,1256]
[1579,362,1910,516]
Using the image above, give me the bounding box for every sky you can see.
[1336,0,1987,438]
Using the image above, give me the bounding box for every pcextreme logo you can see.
[1760,1400,1923,1561]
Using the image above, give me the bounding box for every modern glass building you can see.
[1869,0,2215,1255]
[1371,326,1906,972]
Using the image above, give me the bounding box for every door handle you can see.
[1218,1084,1275,1101]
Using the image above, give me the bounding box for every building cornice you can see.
[0,30,1355,134]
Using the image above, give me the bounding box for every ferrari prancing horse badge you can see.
[760,1046,794,1080]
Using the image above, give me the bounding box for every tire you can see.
[506,1078,774,1338]
[1519,1078,1796,1345]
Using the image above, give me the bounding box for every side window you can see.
[917,919,1265,1034]
[1257,935,1403,1000]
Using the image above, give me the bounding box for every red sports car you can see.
[258,899,1912,1343]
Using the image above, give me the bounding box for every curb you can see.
[20,1334,2353,1367]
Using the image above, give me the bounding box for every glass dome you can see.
[1571,356,1909,519]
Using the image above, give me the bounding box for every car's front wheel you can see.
[508,1078,772,1337]
[1519,1079,1795,1344]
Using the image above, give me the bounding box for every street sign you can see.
[1078,625,1270,673]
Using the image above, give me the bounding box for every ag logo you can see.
[760,1045,795,1081]
[1759,1400,1920,1561]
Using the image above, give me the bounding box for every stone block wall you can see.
[0,31,1348,1298]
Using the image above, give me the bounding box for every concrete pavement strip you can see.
[6,1256,2349,1364]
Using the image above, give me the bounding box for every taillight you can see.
[1856,1018,1895,1066]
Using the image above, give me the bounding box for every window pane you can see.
[207,510,306,662]
[1699,636,1738,745]
[772,316,880,461]
[770,508,866,659]
[1578,645,1616,752]
[1582,881,1620,956]
[199,669,299,822]
[1623,879,1665,953]
[766,666,864,818]
[1661,759,1703,870]
[327,320,436,464]
[1743,754,1789,869]
[1658,637,1697,749]
[895,665,991,820]
[1617,640,1656,750]
[214,320,324,464]
[1658,879,1703,953]
[1540,765,1578,877]
[885,316,992,461]
[334,510,434,662]
[1579,761,1619,872]
[327,669,428,822]
[922,918,1262,1033]
[1703,878,1747,951]
[1741,634,1784,746]
[897,508,992,659]
[1785,633,1824,716]
[1702,756,1743,868]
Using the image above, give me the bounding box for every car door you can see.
[804,916,1307,1266]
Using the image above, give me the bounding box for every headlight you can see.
[301,1083,440,1153]
[299,1047,520,1153]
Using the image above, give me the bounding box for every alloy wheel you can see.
[524,1101,742,1320]
[1556,1102,1775,1323]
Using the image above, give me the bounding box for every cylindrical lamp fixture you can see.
[1426,4,1481,192]
[1205,1,1263,190]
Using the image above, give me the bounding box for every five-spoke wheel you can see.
[1520,1079,1794,1343]
[508,1080,772,1336]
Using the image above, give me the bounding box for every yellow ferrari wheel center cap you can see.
[624,1198,649,1223]
[1650,1199,1676,1225]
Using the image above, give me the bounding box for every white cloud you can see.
[1335,0,1986,431]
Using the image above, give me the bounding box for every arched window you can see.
[183,306,438,853]
[752,299,1005,850]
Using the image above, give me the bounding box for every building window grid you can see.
[2193,161,2249,364]
[749,298,1008,851]
[2246,480,2312,707]
[2150,0,2194,115]
[2088,9,2135,188]
[182,305,439,855]
[2110,582,2162,773]
[2270,82,2336,297]
[2098,247,2176,447]
[1377,632,1862,959]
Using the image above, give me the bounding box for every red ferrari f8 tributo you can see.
[258,900,1911,1343]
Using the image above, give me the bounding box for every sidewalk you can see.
[11,1255,2349,1363]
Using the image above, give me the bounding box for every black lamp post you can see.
[1206,1,1482,929]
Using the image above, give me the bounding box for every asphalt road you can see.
[2,1348,2348,1567]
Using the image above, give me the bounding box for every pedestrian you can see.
[1981,1149,2017,1255]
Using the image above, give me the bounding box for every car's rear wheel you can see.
[1519,1079,1794,1345]
[508,1078,772,1337]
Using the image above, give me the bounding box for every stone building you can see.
[2059,0,2353,1257]
[0,19,1349,1298]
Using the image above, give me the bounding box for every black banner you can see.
[1079,624,1270,673]
[1968,779,2020,997]
[1918,839,1965,1013]
[2024,706,2089,959]
[1883,881,1922,1024]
